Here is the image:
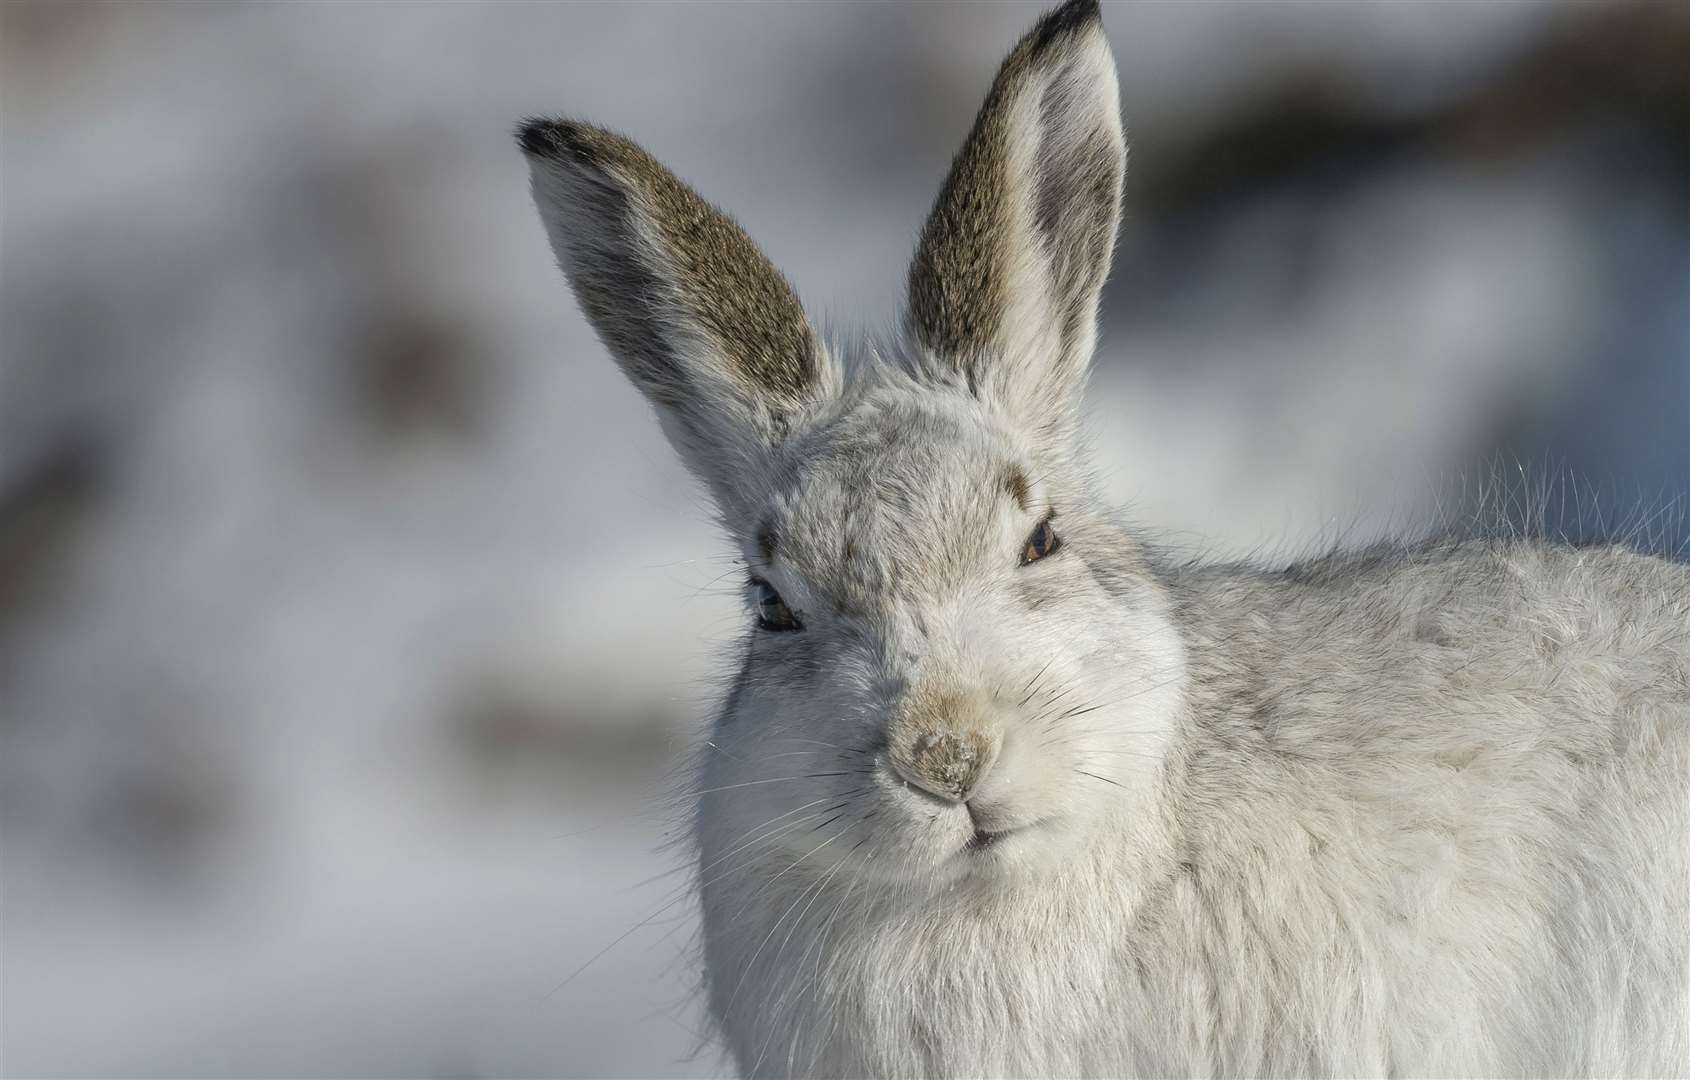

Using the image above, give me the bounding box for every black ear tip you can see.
[1033,0,1103,48]
[516,116,603,161]
[516,116,568,158]
[516,116,622,173]
[1056,0,1103,25]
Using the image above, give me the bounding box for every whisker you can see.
[690,772,852,797]
[765,737,863,752]
[1076,769,1127,789]
[694,784,868,867]
[657,796,842,887]
[752,848,859,1076]
[1018,658,1056,706]
[721,830,849,1018]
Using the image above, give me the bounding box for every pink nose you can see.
[890,729,996,803]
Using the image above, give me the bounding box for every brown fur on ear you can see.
[905,0,1124,427]
[520,118,820,447]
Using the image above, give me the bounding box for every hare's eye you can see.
[1020,517,1061,566]
[752,579,803,633]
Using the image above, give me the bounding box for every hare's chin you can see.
[959,816,1052,857]
[918,818,1070,885]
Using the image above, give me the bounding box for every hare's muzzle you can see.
[886,697,1002,804]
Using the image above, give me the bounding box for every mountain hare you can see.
[519,1,1689,1074]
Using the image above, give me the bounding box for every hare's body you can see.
[699,539,1689,1077]
[520,1,1689,1074]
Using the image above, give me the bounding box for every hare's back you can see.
[1210,537,1690,738]
[1395,540,1689,755]
[1170,540,1689,1073]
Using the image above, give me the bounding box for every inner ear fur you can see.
[905,0,1125,438]
[520,118,830,508]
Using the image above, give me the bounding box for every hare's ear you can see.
[905,0,1124,447]
[519,119,830,511]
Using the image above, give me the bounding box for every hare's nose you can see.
[890,729,997,803]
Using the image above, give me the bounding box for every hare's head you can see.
[521,0,1183,890]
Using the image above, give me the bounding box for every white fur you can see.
[693,403,1690,1077]
[521,4,1690,1075]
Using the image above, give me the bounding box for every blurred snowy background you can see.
[2,1,1685,1076]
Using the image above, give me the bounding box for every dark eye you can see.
[1020,517,1061,566]
[752,579,803,633]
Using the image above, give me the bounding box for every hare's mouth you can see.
[961,819,1046,855]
